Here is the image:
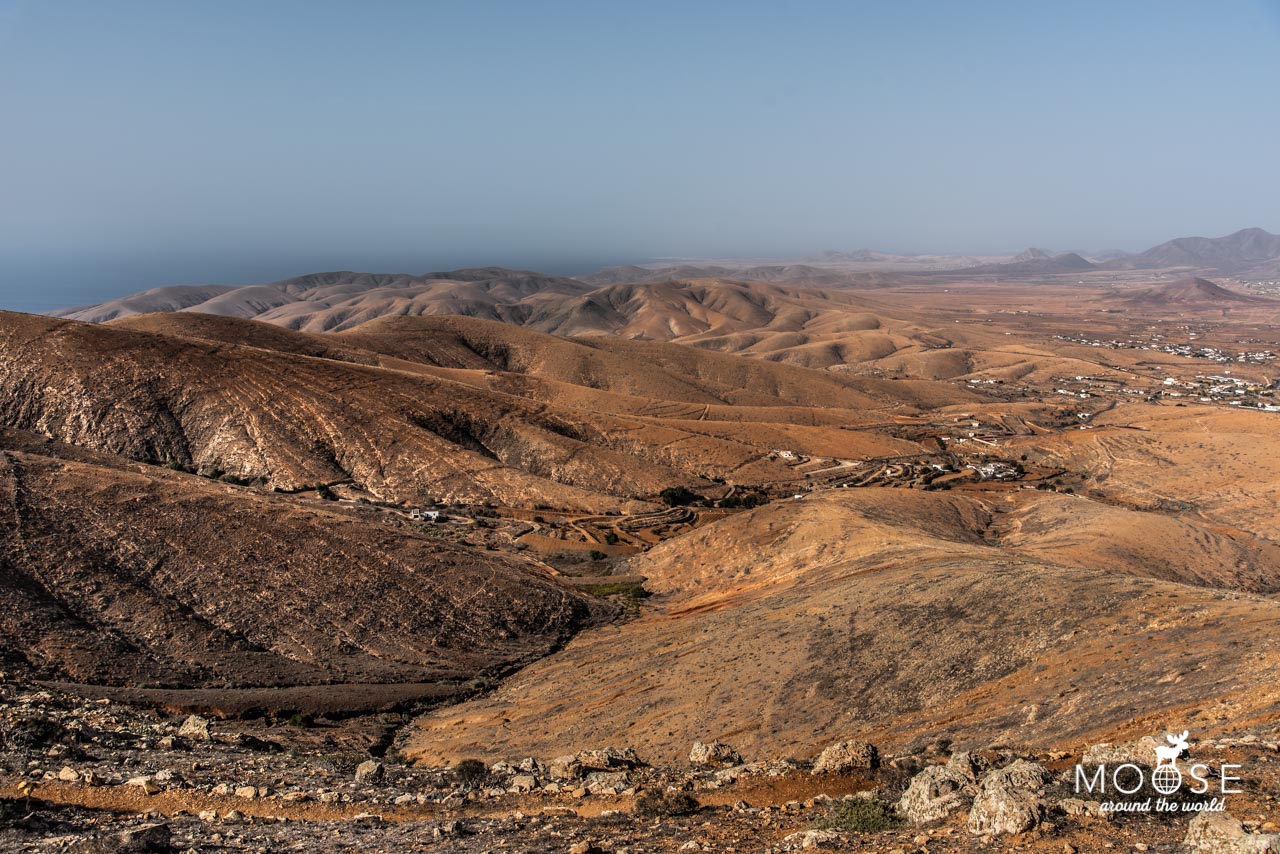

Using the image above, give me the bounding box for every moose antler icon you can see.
[1155,731,1189,768]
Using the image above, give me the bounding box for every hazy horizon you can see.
[4,0,1280,312]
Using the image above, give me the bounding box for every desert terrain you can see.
[5,232,1280,850]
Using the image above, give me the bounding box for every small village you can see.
[1052,332,1278,365]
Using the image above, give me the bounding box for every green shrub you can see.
[817,797,901,833]
[589,549,607,561]
[603,531,619,545]
[287,713,314,728]
[634,789,699,818]
[316,483,337,501]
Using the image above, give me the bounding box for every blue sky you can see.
[2,0,1279,311]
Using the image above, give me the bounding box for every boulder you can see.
[811,740,879,774]
[689,740,743,767]
[897,764,976,824]
[966,760,1051,836]
[510,774,538,792]
[1184,811,1280,853]
[548,755,584,781]
[355,760,385,784]
[176,715,210,741]
[575,746,642,771]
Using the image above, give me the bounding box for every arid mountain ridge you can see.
[49,228,1280,333]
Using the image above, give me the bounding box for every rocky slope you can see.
[406,488,1280,765]
[2,311,853,509]
[0,428,612,691]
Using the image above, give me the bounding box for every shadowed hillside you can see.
[0,428,612,691]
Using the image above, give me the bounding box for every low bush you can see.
[817,797,901,833]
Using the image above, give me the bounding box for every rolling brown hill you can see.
[0,427,611,691]
[0,311,788,509]
[53,268,593,329]
[1121,276,1274,306]
[406,487,1280,765]
[2,311,973,512]
[109,311,972,432]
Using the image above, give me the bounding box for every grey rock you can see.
[176,715,210,741]
[355,759,385,784]
[897,764,976,824]
[1184,811,1280,853]
[966,759,1051,836]
[689,740,743,766]
[576,746,642,771]
[811,740,879,774]
[548,755,584,780]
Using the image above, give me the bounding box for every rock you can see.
[197,810,217,823]
[966,760,1051,836]
[57,766,79,782]
[233,732,281,752]
[549,755,584,780]
[510,774,538,792]
[575,747,642,771]
[781,829,843,850]
[897,764,976,824]
[689,740,743,766]
[116,822,172,852]
[799,829,844,849]
[355,759,385,784]
[177,715,211,741]
[945,751,989,780]
[811,740,879,774]
[586,770,630,794]
[128,776,161,796]
[234,785,258,800]
[153,768,181,786]
[1184,811,1280,852]
[568,842,602,854]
